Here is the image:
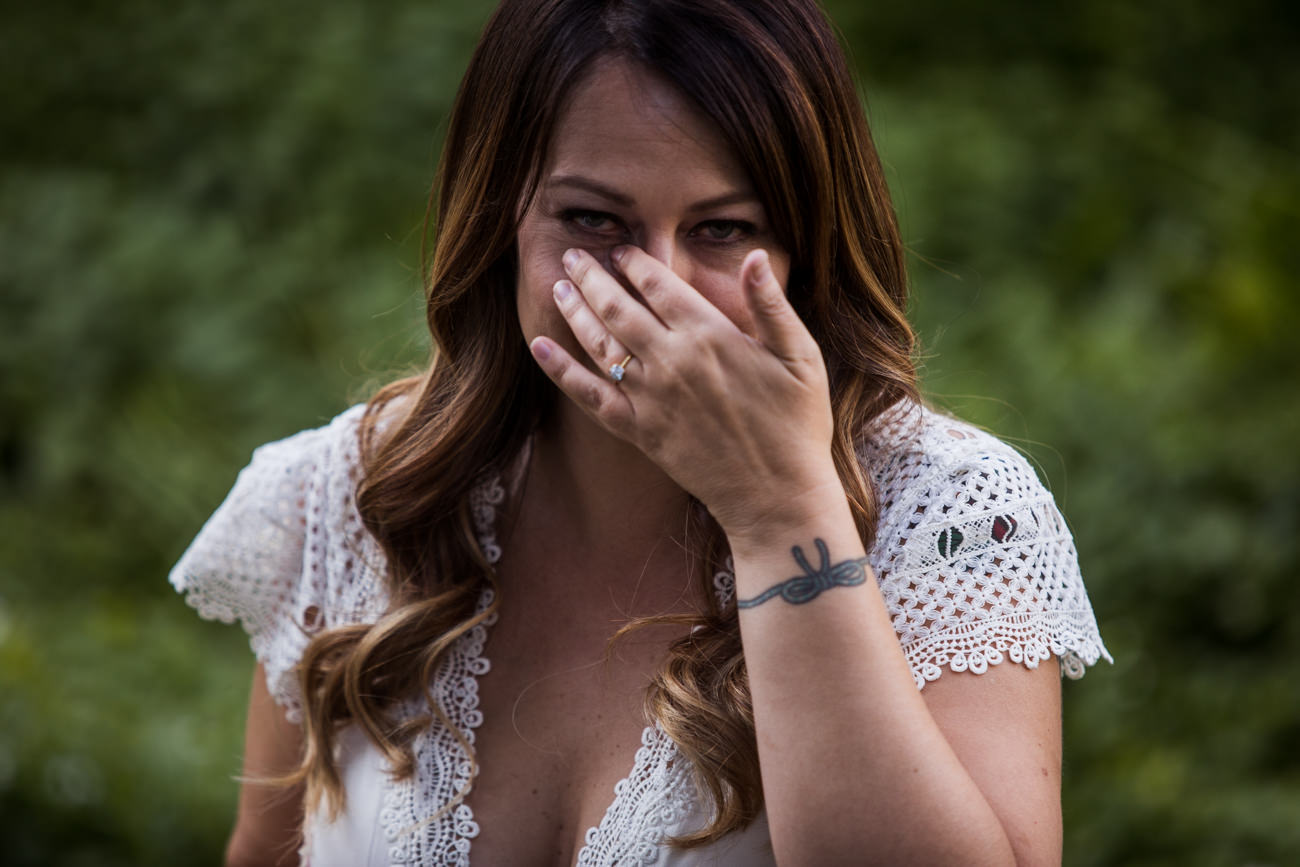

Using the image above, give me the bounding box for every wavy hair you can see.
[291,0,917,847]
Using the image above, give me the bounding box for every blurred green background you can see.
[2,0,1297,864]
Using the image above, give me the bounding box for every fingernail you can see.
[553,279,572,301]
[611,246,627,266]
[752,250,772,285]
[531,338,551,361]
[562,249,580,271]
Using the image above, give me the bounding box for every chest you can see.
[462,586,689,866]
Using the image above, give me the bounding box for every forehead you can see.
[545,57,748,188]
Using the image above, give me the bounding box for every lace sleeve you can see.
[168,405,380,721]
[872,426,1112,689]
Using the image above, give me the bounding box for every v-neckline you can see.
[378,463,726,866]
[461,584,676,865]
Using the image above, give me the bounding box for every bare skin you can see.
[227,665,304,867]
[229,58,1063,865]
[525,60,1063,865]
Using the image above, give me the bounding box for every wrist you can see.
[720,471,854,561]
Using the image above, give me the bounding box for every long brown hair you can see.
[293,0,916,846]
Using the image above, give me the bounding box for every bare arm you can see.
[535,246,1066,863]
[225,663,306,867]
[923,653,1062,863]
[731,513,1061,865]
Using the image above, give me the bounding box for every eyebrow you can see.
[546,174,759,212]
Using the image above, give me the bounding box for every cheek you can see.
[692,250,791,338]
[695,275,754,334]
[515,217,625,339]
[514,224,566,335]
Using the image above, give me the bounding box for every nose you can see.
[637,229,689,284]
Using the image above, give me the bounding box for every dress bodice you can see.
[170,400,1111,865]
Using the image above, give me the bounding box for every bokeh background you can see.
[2,1,1297,864]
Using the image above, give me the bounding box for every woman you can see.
[172,0,1110,864]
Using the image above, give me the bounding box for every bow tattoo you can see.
[736,538,870,609]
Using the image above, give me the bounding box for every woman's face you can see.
[515,57,791,375]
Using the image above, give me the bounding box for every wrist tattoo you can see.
[736,537,870,609]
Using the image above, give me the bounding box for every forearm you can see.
[729,494,1017,865]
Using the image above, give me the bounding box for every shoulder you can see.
[859,401,1056,550]
[248,402,369,485]
[857,400,1112,687]
[169,403,390,716]
[170,404,376,598]
[860,401,1042,511]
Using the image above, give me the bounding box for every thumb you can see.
[742,249,806,360]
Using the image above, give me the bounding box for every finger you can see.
[562,248,663,354]
[741,248,809,360]
[552,278,635,379]
[529,336,636,437]
[608,245,724,330]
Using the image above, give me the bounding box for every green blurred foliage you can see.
[2,0,1296,863]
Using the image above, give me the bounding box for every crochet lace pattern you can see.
[859,402,1111,686]
[170,399,1110,865]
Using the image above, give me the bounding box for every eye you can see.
[560,209,620,234]
[693,220,755,242]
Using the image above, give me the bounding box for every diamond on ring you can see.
[608,354,633,383]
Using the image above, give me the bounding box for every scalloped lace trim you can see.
[902,609,1111,687]
[575,724,701,866]
[380,474,503,867]
[573,568,737,865]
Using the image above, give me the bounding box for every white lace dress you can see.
[170,400,1110,866]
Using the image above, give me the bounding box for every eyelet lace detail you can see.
[712,556,736,610]
[169,404,388,723]
[860,402,1112,687]
[381,473,504,867]
[576,724,700,866]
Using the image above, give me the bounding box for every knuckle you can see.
[596,296,622,325]
[604,406,634,438]
[640,426,666,457]
[639,272,665,298]
[583,381,606,410]
[657,338,685,374]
